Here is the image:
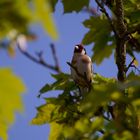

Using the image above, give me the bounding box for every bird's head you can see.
[74,44,86,55]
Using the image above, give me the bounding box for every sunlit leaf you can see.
[34,0,58,39]
[0,1,31,37]
[31,103,56,125]
[93,73,116,84]
[75,118,91,133]
[91,117,104,131]
[0,68,25,140]
[49,122,63,140]
[133,59,139,66]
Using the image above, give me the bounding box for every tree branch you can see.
[95,0,118,37]
[125,57,136,73]
[50,43,61,73]
[66,62,91,86]
[115,0,127,81]
[115,0,127,37]
[18,44,61,73]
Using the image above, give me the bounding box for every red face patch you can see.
[74,44,85,53]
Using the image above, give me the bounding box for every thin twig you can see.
[50,43,61,73]
[95,0,118,37]
[125,57,136,73]
[66,62,91,86]
[131,65,140,74]
[98,129,105,134]
[67,62,85,79]
[18,44,60,73]
[103,115,111,121]
[108,105,115,119]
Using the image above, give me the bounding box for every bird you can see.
[70,44,93,94]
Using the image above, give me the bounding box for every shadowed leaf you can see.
[62,0,89,13]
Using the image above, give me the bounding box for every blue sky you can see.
[0,2,140,140]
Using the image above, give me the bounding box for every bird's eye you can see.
[75,45,79,49]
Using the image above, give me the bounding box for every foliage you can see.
[0,0,57,43]
[31,0,140,140]
[82,16,115,64]
[0,0,58,58]
[32,73,140,140]
[34,0,58,39]
[0,0,30,38]
[0,0,140,140]
[0,68,25,140]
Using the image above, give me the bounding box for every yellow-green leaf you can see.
[34,0,58,40]
[0,68,25,140]
[31,103,56,125]
[49,122,63,140]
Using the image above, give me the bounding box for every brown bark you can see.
[115,0,127,82]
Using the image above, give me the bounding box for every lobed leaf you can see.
[0,68,25,140]
[31,103,56,125]
[82,16,115,64]
[39,73,76,94]
[49,122,64,140]
[34,0,58,39]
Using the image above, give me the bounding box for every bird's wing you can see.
[81,55,91,63]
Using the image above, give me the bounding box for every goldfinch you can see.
[70,44,92,93]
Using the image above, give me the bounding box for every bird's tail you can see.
[79,86,91,95]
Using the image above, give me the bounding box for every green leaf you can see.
[31,103,56,125]
[40,79,75,93]
[51,73,70,80]
[0,1,31,37]
[82,29,95,45]
[81,81,119,114]
[34,0,58,39]
[62,0,89,13]
[0,68,25,140]
[39,78,66,93]
[82,17,115,64]
[39,73,76,94]
[93,73,116,84]
[92,43,115,65]
[49,122,64,140]
[130,10,140,21]
[33,89,81,126]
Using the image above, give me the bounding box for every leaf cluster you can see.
[0,0,140,140]
[32,72,140,140]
